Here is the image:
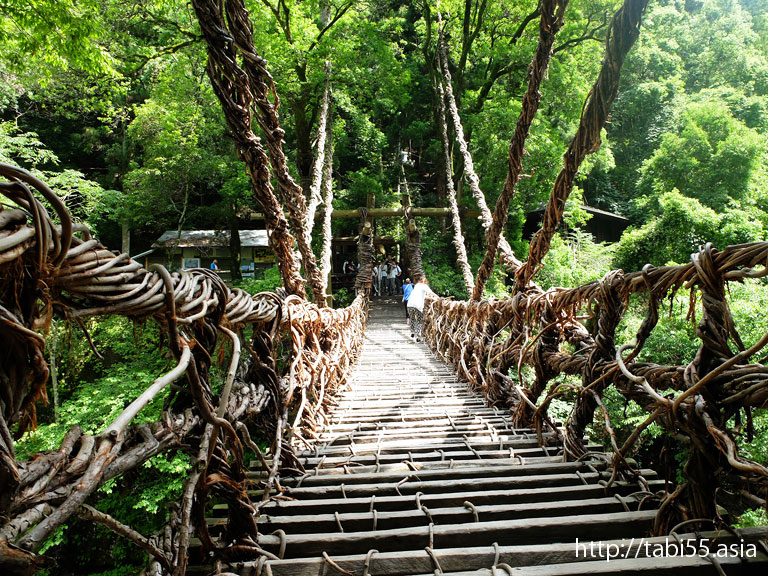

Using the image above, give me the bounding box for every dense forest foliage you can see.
[2,0,768,573]
[2,0,765,275]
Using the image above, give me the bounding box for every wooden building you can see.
[523,205,630,243]
[141,229,273,278]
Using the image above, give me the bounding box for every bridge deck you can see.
[226,300,768,575]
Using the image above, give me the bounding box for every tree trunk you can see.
[293,99,315,194]
[422,1,447,235]
[438,37,522,281]
[121,223,130,256]
[306,62,332,236]
[436,79,474,295]
[320,1,331,26]
[49,323,59,422]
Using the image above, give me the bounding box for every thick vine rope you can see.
[190,0,327,305]
[424,243,768,533]
[423,0,768,535]
[473,0,569,300]
[0,163,367,574]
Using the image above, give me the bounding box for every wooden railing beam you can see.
[250,207,480,220]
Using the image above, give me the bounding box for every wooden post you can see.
[402,193,424,281]
[366,193,375,235]
[121,223,130,256]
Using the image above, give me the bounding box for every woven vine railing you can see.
[423,242,768,535]
[420,0,766,536]
[0,164,367,575]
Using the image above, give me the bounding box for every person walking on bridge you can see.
[402,277,413,319]
[407,277,433,341]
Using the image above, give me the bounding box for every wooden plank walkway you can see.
[220,300,768,575]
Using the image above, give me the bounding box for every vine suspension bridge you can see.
[216,299,768,575]
[1,163,768,575]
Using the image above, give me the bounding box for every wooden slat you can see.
[251,496,651,534]
[254,470,656,500]
[243,480,667,517]
[254,510,658,557]
[248,527,768,576]
[292,437,561,458]
[275,460,611,487]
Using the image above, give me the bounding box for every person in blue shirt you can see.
[402,277,413,319]
[210,259,219,271]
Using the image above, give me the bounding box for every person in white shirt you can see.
[378,260,389,295]
[386,261,400,295]
[406,277,434,341]
[372,263,380,296]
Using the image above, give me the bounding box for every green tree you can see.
[0,120,113,227]
[0,0,113,75]
[636,99,767,211]
[615,190,765,270]
[606,0,768,215]
[118,51,245,258]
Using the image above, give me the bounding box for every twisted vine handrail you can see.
[0,164,367,574]
[419,0,767,536]
[423,241,768,534]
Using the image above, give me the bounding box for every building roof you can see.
[523,204,630,243]
[527,204,629,223]
[153,229,269,249]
